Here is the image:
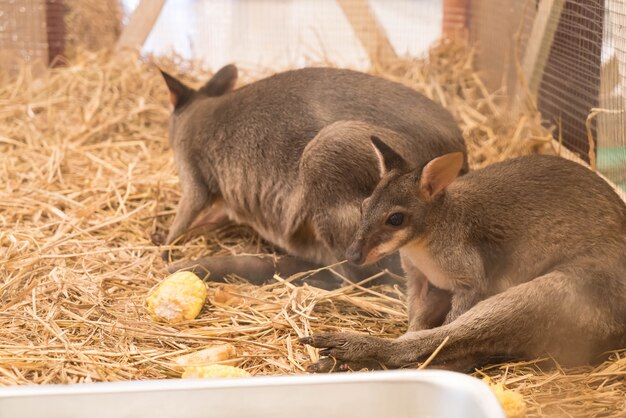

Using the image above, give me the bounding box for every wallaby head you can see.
[159,64,238,146]
[346,135,464,266]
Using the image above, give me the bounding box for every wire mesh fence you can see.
[1,0,624,191]
[466,0,626,192]
[0,0,50,74]
[598,0,626,191]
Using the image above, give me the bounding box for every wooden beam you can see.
[521,0,566,97]
[442,0,468,39]
[336,0,397,65]
[115,0,165,54]
[45,0,66,66]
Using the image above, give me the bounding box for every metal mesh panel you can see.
[598,0,626,191]
[538,0,603,161]
[466,0,626,192]
[0,0,48,73]
[0,0,65,73]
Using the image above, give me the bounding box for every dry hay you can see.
[64,0,123,59]
[0,43,624,417]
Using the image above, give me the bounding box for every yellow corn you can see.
[174,344,238,368]
[485,379,526,418]
[146,271,207,323]
[182,364,251,379]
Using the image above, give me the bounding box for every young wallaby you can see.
[158,65,467,287]
[301,138,626,371]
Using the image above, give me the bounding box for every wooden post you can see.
[115,0,166,54]
[45,0,65,65]
[520,0,566,97]
[443,0,468,39]
[336,0,397,65]
[467,0,534,94]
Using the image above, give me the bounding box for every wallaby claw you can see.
[300,332,387,364]
[150,232,165,246]
[306,356,385,373]
[306,357,340,373]
[307,357,353,373]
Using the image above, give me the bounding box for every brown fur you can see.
[159,66,467,287]
[302,148,626,371]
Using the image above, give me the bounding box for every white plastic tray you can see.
[0,370,505,418]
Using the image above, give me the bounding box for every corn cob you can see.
[182,364,251,379]
[146,271,207,323]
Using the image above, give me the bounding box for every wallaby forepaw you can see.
[306,357,349,373]
[299,332,387,364]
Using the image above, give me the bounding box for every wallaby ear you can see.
[370,135,410,176]
[198,64,238,97]
[419,152,464,200]
[159,69,193,109]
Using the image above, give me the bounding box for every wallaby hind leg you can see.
[301,268,626,372]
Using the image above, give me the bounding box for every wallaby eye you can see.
[386,212,404,227]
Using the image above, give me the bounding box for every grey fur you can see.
[160,65,466,285]
[302,152,626,370]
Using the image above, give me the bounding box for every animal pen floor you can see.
[0,42,624,418]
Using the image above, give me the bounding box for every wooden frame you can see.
[336,0,397,65]
[521,0,566,97]
[115,0,166,53]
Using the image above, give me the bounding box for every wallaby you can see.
[158,65,467,288]
[301,138,626,371]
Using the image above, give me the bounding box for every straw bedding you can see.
[64,0,123,59]
[0,43,624,417]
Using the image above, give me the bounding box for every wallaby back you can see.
[437,155,626,288]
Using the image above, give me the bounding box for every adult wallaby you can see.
[301,139,626,371]
[158,65,467,288]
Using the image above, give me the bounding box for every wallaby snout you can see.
[345,240,366,265]
[346,234,391,266]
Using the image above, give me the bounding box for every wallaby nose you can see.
[345,242,364,265]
